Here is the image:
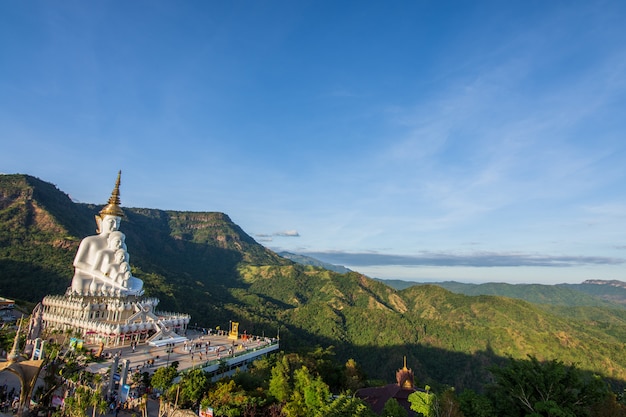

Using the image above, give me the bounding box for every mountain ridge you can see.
[277,251,352,274]
[371,277,626,309]
[2,173,626,390]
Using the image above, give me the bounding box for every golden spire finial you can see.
[396,356,414,389]
[99,171,125,218]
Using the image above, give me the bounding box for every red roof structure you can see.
[355,357,420,416]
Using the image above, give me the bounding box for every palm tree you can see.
[89,374,108,417]
[89,389,108,417]
[63,386,89,417]
[139,394,149,417]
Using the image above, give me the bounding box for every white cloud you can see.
[301,250,624,268]
[256,230,300,238]
[275,230,300,237]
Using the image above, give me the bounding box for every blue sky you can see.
[2,1,626,284]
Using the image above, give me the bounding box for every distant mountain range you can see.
[2,173,626,391]
[276,254,626,309]
[371,279,626,309]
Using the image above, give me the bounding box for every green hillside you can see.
[394,280,626,309]
[563,281,626,306]
[2,173,626,391]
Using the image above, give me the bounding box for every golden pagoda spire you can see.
[396,356,414,389]
[99,171,125,218]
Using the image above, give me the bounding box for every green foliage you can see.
[88,385,109,417]
[488,356,609,417]
[344,358,367,392]
[382,397,408,417]
[436,389,464,417]
[409,387,464,417]
[150,365,178,394]
[201,379,258,417]
[268,356,292,402]
[265,352,370,417]
[316,395,377,417]
[458,389,494,417]
[283,366,330,417]
[409,387,435,417]
[177,368,210,408]
[0,327,16,354]
[62,386,91,417]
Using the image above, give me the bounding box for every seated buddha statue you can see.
[70,172,144,296]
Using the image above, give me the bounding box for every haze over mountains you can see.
[2,173,626,391]
[277,251,352,274]
[280,251,626,308]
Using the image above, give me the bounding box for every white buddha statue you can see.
[70,172,144,296]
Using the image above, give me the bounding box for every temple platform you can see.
[85,330,279,380]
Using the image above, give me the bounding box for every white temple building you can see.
[38,172,189,347]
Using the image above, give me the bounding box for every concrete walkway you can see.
[86,330,275,376]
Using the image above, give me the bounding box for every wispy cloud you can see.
[301,250,624,268]
[367,22,626,239]
[276,230,300,237]
[256,230,300,239]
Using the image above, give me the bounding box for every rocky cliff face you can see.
[584,279,626,289]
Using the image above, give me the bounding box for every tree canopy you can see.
[488,355,609,417]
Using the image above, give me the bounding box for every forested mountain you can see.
[2,173,626,391]
[377,280,626,309]
[564,280,626,306]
